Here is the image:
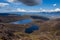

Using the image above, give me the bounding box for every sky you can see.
[0,0,60,12]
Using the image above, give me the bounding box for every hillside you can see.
[0,17,60,40]
[0,15,30,23]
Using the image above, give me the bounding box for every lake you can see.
[11,19,32,24]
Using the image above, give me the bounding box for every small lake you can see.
[11,19,32,24]
[25,25,39,34]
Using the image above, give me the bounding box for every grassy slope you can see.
[0,16,60,40]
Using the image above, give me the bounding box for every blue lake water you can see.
[11,19,32,24]
[25,25,39,34]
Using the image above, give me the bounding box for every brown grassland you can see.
[0,16,60,40]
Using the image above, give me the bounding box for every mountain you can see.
[0,13,17,16]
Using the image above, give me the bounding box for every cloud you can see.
[40,8,60,12]
[0,7,60,13]
[0,8,27,13]
[54,8,60,11]
[7,0,41,6]
[16,8,27,12]
[11,8,60,12]
[19,0,42,6]
[7,0,15,2]
[0,3,9,7]
[0,7,40,13]
[26,10,40,12]
[12,8,41,12]
[53,4,56,7]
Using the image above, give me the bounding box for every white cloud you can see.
[7,0,15,2]
[26,10,40,12]
[53,4,56,7]
[7,0,22,6]
[48,8,60,12]
[15,8,60,12]
[14,8,40,12]
[0,3,9,7]
[16,8,27,12]
[0,7,60,13]
[40,8,60,12]
[0,8,27,13]
[54,8,60,11]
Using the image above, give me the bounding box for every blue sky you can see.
[42,0,60,9]
[0,0,60,12]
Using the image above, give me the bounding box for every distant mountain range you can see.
[0,11,60,18]
[0,13,17,16]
